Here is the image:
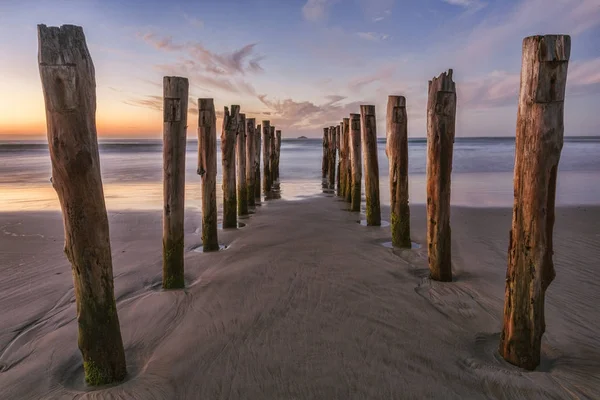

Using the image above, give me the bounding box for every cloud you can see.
[183,14,204,28]
[302,0,339,22]
[123,95,200,115]
[356,31,390,41]
[348,65,396,90]
[256,95,366,131]
[139,33,265,76]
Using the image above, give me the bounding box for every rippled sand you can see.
[1,197,599,399]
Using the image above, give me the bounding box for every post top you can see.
[523,34,571,61]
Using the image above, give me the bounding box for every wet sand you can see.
[1,196,599,399]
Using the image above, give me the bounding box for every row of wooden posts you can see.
[321,34,571,372]
[166,92,282,289]
[37,24,285,385]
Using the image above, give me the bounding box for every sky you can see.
[0,0,598,139]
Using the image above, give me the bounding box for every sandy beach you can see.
[0,195,599,399]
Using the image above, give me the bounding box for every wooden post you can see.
[343,118,352,203]
[338,124,346,197]
[37,24,127,385]
[349,114,362,211]
[197,98,219,252]
[360,105,381,225]
[246,118,256,207]
[255,124,262,202]
[336,124,342,196]
[262,121,271,193]
[222,105,239,228]
[270,126,276,187]
[237,113,249,217]
[275,129,282,181]
[328,126,337,189]
[499,35,570,371]
[426,70,456,282]
[162,76,188,289]
[322,127,329,181]
[386,96,411,248]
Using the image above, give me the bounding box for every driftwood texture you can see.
[322,128,329,181]
[360,105,381,226]
[426,69,456,282]
[162,76,189,289]
[222,105,239,228]
[237,113,248,216]
[255,124,262,201]
[37,24,127,385]
[499,35,570,371]
[343,118,352,203]
[349,114,362,212]
[386,96,411,248]
[328,126,337,189]
[197,98,219,252]
[262,121,271,193]
[246,118,256,207]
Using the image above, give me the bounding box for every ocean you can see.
[1,137,599,213]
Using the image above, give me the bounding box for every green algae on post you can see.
[349,114,362,212]
[222,105,240,228]
[237,113,249,217]
[360,105,381,226]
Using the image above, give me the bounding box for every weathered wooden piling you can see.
[37,24,127,385]
[255,124,262,201]
[328,126,337,189]
[499,35,570,371]
[246,118,256,207]
[237,113,248,217]
[386,95,411,248]
[336,124,342,196]
[322,127,329,181]
[270,126,276,186]
[162,76,189,289]
[262,121,271,193]
[197,98,219,252]
[360,105,381,225]
[338,123,346,197]
[426,70,456,282]
[222,105,239,228]
[274,129,282,181]
[349,114,362,211]
[343,118,352,203]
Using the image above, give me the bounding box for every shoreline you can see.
[1,197,599,398]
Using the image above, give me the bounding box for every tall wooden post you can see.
[262,121,271,193]
[386,96,411,248]
[197,98,219,252]
[275,129,282,181]
[237,113,249,217]
[336,124,342,196]
[328,126,337,189]
[499,35,570,371]
[246,118,256,207]
[426,70,456,282]
[37,24,127,385]
[343,118,352,203]
[222,105,239,228]
[360,105,381,226]
[255,124,262,202]
[270,126,276,187]
[322,127,329,181]
[162,76,188,289]
[338,123,346,197]
[349,114,362,212]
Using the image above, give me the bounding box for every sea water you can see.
[1,137,599,212]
